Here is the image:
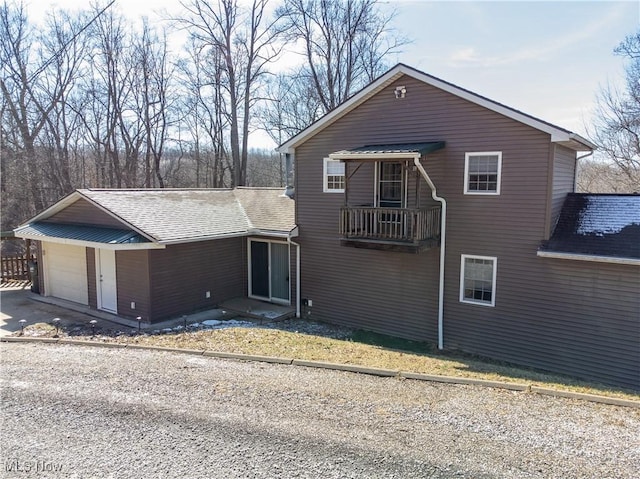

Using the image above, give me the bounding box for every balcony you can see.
[339,206,441,252]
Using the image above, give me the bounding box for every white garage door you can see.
[44,242,88,305]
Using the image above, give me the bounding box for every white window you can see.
[464,152,502,195]
[460,255,497,307]
[323,157,345,193]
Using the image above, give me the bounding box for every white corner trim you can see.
[537,250,640,265]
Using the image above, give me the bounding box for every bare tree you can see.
[0,1,98,218]
[176,38,231,188]
[258,71,323,144]
[79,7,150,188]
[135,20,173,188]
[588,31,640,192]
[177,0,282,186]
[276,0,405,114]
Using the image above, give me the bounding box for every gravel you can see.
[1,343,639,478]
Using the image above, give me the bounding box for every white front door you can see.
[96,249,118,313]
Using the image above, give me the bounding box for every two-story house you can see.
[277,63,639,389]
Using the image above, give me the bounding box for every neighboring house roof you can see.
[539,193,640,263]
[277,63,595,154]
[15,187,296,247]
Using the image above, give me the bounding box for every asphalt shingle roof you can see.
[542,193,640,259]
[74,187,295,243]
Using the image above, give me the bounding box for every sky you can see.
[22,0,640,149]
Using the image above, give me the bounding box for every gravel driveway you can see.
[1,343,638,479]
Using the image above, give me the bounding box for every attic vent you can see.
[394,86,406,99]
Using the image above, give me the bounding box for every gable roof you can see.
[15,187,296,246]
[539,193,640,263]
[277,63,595,154]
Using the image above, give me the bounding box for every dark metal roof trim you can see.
[330,142,445,160]
[15,222,149,244]
[350,142,445,154]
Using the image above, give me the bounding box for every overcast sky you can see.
[24,0,640,149]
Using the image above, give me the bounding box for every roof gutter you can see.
[413,156,446,350]
[537,250,640,265]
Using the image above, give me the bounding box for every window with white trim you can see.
[323,157,345,193]
[460,254,497,306]
[464,152,502,194]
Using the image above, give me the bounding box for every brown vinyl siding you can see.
[148,238,244,321]
[549,145,577,236]
[294,74,638,388]
[116,250,151,320]
[44,198,124,228]
[86,248,97,309]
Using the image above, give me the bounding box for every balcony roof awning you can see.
[329,141,445,161]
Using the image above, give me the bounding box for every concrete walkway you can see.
[0,287,293,337]
[0,285,105,337]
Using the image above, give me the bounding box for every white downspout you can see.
[574,150,594,192]
[413,156,446,350]
[287,234,301,318]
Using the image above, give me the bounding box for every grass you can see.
[17,321,640,402]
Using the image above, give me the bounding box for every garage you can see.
[43,241,88,305]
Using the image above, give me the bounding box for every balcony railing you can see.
[339,206,441,244]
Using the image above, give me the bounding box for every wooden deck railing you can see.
[1,254,35,282]
[340,206,441,243]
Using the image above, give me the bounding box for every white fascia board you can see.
[158,231,251,245]
[277,64,595,154]
[77,191,158,243]
[277,69,404,154]
[247,228,295,239]
[16,233,165,250]
[16,190,159,244]
[17,191,83,227]
[537,250,640,266]
[329,152,421,161]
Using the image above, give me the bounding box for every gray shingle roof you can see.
[541,193,640,259]
[76,188,295,243]
[232,187,296,233]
